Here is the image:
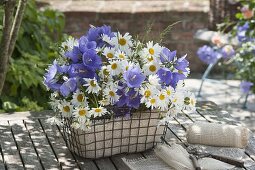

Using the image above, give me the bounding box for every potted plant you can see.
[44,25,196,158]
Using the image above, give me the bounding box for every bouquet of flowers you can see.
[44,25,196,131]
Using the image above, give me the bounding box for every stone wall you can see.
[40,0,209,73]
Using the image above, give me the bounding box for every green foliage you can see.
[0,0,65,112]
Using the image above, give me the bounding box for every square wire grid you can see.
[62,109,167,159]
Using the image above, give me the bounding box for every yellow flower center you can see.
[63,105,70,112]
[103,69,109,76]
[144,90,151,98]
[90,80,97,87]
[149,48,155,55]
[159,94,165,100]
[95,108,102,113]
[125,66,129,71]
[119,54,125,59]
[178,70,183,74]
[167,90,171,96]
[150,98,156,104]
[111,63,118,70]
[107,53,113,59]
[147,56,154,62]
[173,98,177,103]
[191,99,195,106]
[149,65,156,72]
[78,109,87,116]
[109,91,115,97]
[118,38,126,46]
[77,94,84,102]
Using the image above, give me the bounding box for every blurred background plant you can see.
[0,0,65,112]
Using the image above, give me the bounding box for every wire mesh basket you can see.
[62,108,167,159]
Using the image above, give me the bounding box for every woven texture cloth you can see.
[123,144,235,170]
[186,122,249,148]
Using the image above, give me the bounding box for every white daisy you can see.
[49,94,60,112]
[145,96,158,109]
[89,106,108,117]
[171,90,185,109]
[164,86,175,100]
[121,60,137,72]
[143,61,160,75]
[103,47,115,60]
[112,32,133,50]
[142,41,162,57]
[83,78,101,94]
[157,91,170,111]
[107,60,122,76]
[58,100,73,118]
[102,34,113,45]
[60,36,78,55]
[46,116,63,126]
[139,86,158,103]
[115,50,127,60]
[71,90,87,106]
[148,75,161,88]
[99,98,111,106]
[182,91,196,112]
[99,66,110,79]
[103,85,119,104]
[73,106,90,122]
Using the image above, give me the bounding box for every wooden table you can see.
[0,101,255,170]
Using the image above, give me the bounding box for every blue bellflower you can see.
[79,36,97,53]
[68,64,96,79]
[174,54,189,72]
[87,25,114,47]
[157,67,173,85]
[82,49,102,70]
[197,45,221,64]
[65,46,82,63]
[240,81,253,94]
[60,78,77,97]
[123,67,145,88]
[160,48,176,63]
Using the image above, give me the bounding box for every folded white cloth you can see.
[186,122,249,148]
[154,143,235,170]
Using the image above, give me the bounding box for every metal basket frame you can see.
[62,109,167,159]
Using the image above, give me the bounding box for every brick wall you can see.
[40,0,209,73]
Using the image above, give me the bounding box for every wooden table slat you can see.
[0,121,24,169]
[24,119,61,169]
[0,145,5,170]
[9,120,43,169]
[110,153,144,170]
[39,119,81,170]
[94,157,117,170]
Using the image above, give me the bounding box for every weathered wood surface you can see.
[0,101,255,170]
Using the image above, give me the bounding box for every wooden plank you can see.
[110,153,144,170]
[39,119,80,170]
[73,155,98,170]
[0,142,5,170]
[0,121,24,169]
[24,119,60,169]
[95,157,116,170]
[9,120,43,169]
[0,110,54,121]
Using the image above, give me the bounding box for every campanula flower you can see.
[123,67,145,88]
[160,48,176,63]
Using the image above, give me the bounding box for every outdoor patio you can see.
[1,0,255,169]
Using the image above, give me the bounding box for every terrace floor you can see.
[186,78,255,132]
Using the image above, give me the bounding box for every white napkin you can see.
[186,122,249,148]
[154,143,235,170]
